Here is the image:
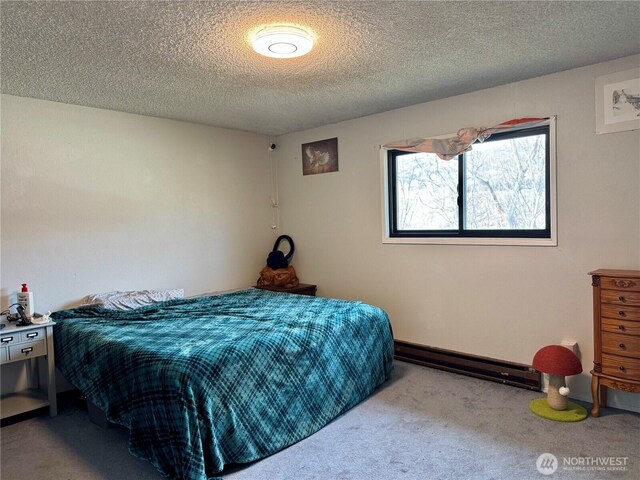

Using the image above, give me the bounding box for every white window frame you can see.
[380,116,557,246]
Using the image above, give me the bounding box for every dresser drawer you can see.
[601,303,640,321]
[8,340,46,361]
[602,318,640,336]
[602,332,640,358]
[601,353,640,381]
[601,289,640,307]
[600,276,640,292]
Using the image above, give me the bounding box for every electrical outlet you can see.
[561,339,578,355]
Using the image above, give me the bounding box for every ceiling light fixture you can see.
[252,26,314,59]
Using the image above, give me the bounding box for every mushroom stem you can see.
[547,374,568,410]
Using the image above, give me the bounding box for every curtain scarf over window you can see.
[382,117,550,160]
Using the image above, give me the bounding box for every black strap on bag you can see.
[267,235,295,269]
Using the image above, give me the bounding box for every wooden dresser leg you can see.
[600,385,607,408]
[591,375,600,417]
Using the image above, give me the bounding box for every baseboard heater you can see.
[394,340,541,391]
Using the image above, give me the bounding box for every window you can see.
[384,121,556,245]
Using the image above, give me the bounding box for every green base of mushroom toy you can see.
[529,398,588,422]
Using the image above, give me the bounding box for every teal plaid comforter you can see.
[52,289,394,480]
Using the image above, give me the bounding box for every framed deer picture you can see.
[595,67,640,134]
[302,137,339,175]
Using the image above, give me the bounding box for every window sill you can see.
[382,236,557,247]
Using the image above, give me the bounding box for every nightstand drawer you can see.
[602,332,640,358]
[1,334,17,345]
[602,318,640,336]
[602,290,640,307]
[20,329,43,342]
[600,276,640,292]
[8,340,46,361]
[601,303,640,321]
[601,354,640,381]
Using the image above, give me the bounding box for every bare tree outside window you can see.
[389,125,550,239]
[396,153,458,230]
[464,134,546,230]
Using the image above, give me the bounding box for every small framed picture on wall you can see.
[595,67,640,134]
[302,137,338,175]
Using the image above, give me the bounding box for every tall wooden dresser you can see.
[589,269,640,417]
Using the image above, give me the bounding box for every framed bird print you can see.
[595,67,640,134]
[302,137,339,175]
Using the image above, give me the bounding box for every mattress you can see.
[52,288,394,480]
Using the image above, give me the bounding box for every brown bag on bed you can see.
[257,266,300,289]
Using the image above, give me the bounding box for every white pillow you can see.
[79,289,184,310]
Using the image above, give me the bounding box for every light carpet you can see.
[1,361,638,479]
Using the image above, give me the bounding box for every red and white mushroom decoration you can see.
[532,345,583,410]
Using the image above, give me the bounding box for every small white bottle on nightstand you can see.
[17,283,34,317]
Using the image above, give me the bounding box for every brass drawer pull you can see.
[619,366,626,372]
[618,296,626,302]
[1,336,13,343]
[618,325,625,331]
[21,347,33,354]
[25,332,38,339]
[618,311,626,317]
[618,343,626,349]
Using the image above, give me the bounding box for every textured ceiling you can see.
[2,1,639,135]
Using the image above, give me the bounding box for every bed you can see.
[52,288,394,480]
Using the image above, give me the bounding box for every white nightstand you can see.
[0,320,57,419]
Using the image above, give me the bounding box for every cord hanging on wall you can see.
[269,139,280,232]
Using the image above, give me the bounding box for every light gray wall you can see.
[1,95,274,311]
[274,55,640,411]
